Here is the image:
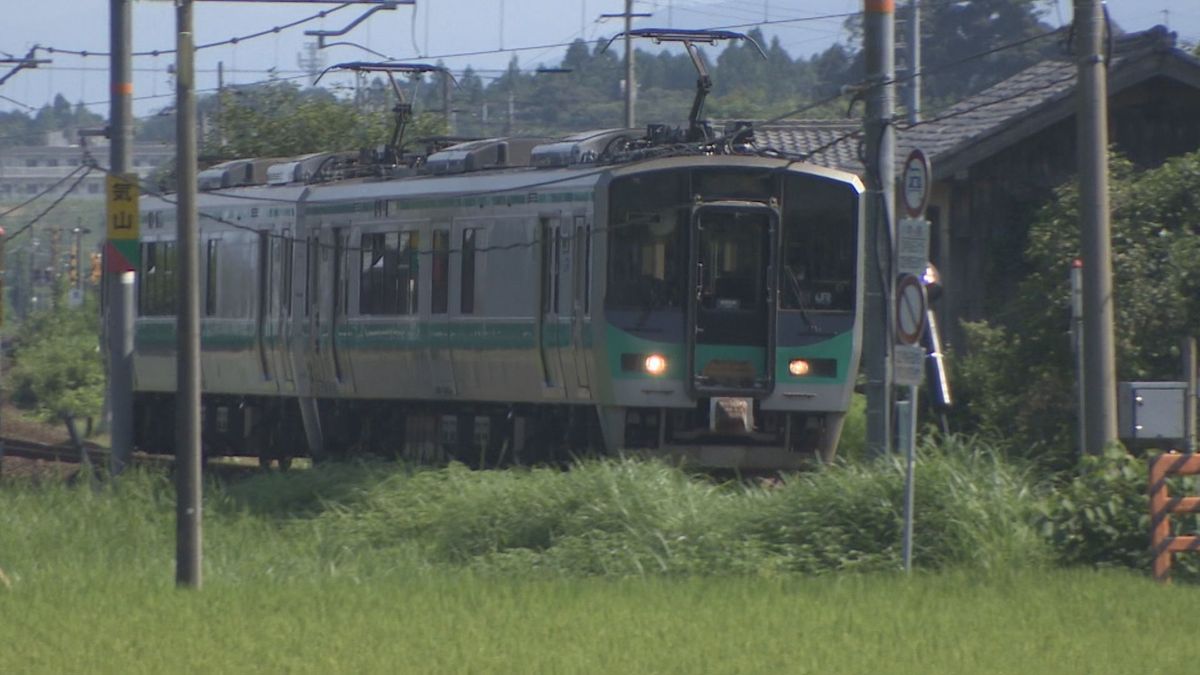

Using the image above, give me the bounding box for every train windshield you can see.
[606,172,690,310]
[780,174,859,312]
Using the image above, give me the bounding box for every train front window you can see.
[607,172,688,310]
[780,174,858,312]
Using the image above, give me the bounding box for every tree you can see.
[204,81,446,159]
[954,151,1200,466]
[8,284,104,423]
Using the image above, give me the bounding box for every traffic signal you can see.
[89,252,102,285]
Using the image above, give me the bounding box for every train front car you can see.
[595,157,864,470]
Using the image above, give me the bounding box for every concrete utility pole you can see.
[109,0,135,473]
[906,0,920,124]
[602,2,649,128]
[864,0,897,456]
[175,0,203,589]
[1075,0,1117,455]
[623,0,636,128]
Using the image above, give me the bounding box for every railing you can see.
[1149,452,1200,582]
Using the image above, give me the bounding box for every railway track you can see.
[0,436,109,466]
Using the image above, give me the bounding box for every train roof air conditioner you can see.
[424,137,551,175]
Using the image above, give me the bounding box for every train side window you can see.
[359,230,419,315]
[431,228,449,314]
[205,239,219,316]
[574,216,591,316]
[139,241,176,316]
[460,228,477,314]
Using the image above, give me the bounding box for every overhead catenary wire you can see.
[0,163,90,220]
[1,166,94,243]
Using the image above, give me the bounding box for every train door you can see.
[312,225,348,390]
[570,214,591,393]
[255,230,273,382]
[688,203,778,395]
[537,215,566,397]
[273,230,296,388]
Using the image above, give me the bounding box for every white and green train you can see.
[134,131,864,470]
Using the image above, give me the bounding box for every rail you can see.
[0,436,108,467]
[1149,452,1200,582]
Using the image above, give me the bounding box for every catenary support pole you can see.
[864,0,896,456]
[109,0,135,473]
[906,0,920,124]
[1075,0,1117,455]
[1185,337,1197,453]
[175,0,203,590]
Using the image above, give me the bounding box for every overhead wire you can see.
[0,163,90,220]
[1,166,94,242]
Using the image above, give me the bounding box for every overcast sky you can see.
[2,0,1198,118]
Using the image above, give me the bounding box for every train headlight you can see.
[788,359,812,377]
[644,354,668,376]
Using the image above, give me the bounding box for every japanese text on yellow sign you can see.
[106,173,139,241]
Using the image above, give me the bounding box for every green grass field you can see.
[1,454,1197,673]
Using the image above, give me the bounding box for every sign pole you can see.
[898,148,932,573]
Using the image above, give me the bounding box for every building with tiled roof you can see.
[756,25,1200,346]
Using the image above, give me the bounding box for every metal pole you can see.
[906,0,920,124]
[624,0,635,128]
[175,0,203,590]
[1071,259,1086,457]
[1075,0,1117,455]
[109,0,135,470]
[864,0,896,456]
[1184,337,1197,453]
[899,392,917,572]
[441,69,452,134]
[0,228,6,477]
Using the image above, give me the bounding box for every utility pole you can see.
[601,2,650,129]
[623,0,635,128]
[49,227,61,296]
[109,0,135,472]
[441,68,452,134]
[864,0,897,456]
[1075,0,1117,455]
[176,0,203,589]
[906,0,921,124]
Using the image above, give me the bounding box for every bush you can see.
[1037,446,1200,580]
[6,289,103,421]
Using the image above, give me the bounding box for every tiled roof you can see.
[752,25,1197,177]
[752,120,862,173]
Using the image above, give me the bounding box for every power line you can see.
[2,167,94,242]
[0,164,90,220]
[36,3,354,59]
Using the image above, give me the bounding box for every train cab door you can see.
[536,215,567,398]
[570,214,592,395]
[688,203,778,395]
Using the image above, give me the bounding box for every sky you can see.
[1,0,1198,118]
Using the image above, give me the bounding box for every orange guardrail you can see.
[1149,452,1200,583]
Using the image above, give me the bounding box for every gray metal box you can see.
[1118,381,1188,441]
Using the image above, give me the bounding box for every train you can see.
[132,125,865,471]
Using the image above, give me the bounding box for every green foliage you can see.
[6,289,103,421]
[955,151,1200,459]
[1036,446,1154,569]
[204,80,447,160]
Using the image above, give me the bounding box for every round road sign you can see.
[895,274,927,345]
[901,149,931,218]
